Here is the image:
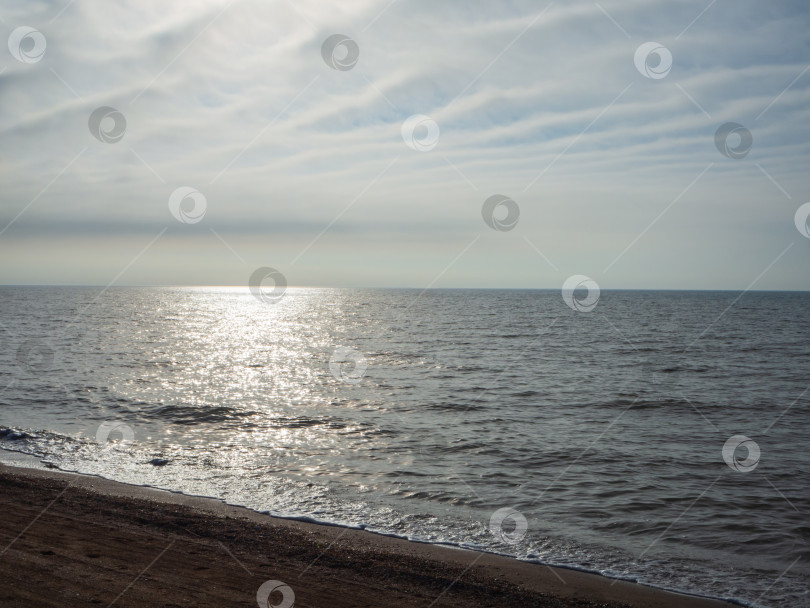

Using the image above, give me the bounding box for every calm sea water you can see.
[0,286,808,607]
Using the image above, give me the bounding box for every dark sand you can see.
[0,464,738,607]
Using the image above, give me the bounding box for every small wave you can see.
[0,427,32,441]
[145,405,256,424]
[270,416,347,430]
[423,401,487,412]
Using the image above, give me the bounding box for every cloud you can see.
[0,0,809,288]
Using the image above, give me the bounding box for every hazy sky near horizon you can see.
[1,0,809,289]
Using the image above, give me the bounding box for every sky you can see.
[1,0,809,289]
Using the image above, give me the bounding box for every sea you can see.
[0,286,807,607]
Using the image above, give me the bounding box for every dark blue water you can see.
[0,287,808,607]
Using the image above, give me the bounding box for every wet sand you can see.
[0,464,738,607]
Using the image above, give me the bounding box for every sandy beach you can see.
[0,464,738,608]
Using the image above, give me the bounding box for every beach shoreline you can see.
[0,462,740,607]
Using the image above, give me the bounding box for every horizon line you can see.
[1,284,809,293]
